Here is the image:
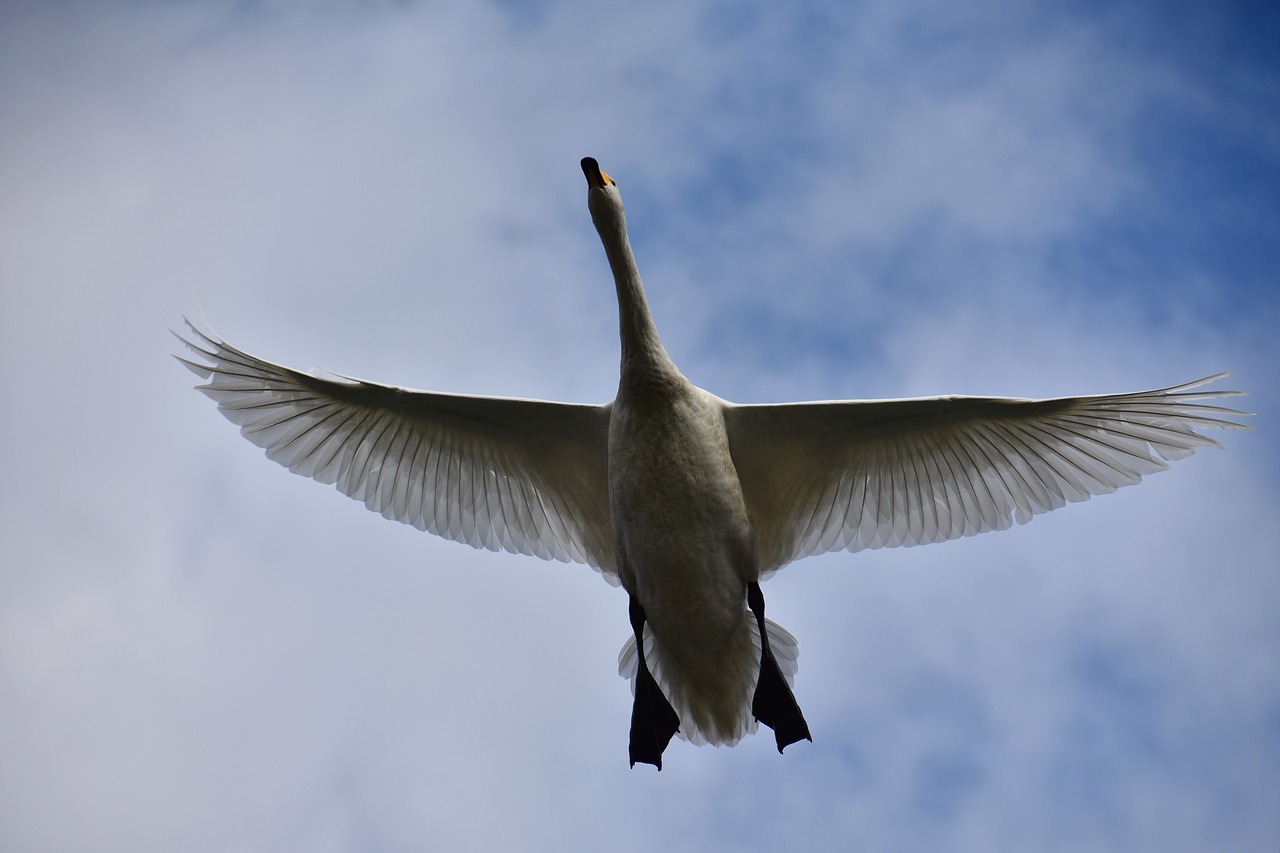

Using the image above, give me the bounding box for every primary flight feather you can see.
[177,156,1250,768]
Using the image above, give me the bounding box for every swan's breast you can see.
[608,386,756,644]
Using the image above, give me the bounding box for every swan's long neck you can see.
[593,201,680,388]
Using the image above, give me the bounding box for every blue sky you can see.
[1,1,1277,851]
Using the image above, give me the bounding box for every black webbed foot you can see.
[748,581,812,753]
[628,595,680,769]
[630,663,681,769]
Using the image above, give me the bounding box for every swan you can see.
[176,156,1250,769]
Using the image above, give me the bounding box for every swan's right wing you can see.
[724,375,1250,574]
[176,322,618,581]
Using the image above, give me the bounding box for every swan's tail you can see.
[617,616,800,746]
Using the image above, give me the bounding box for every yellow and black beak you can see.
[581,157,615,189]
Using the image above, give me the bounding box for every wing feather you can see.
[724,375,1251,572]
[176,321,617,580]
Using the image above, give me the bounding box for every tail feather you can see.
[617,614,800,746]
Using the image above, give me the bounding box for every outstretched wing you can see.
[723,375,1250,573]
[176,321,618,580]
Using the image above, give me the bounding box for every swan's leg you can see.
[747,581,812,753]
[628,594,680,769]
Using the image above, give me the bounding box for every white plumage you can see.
[177,157,1250,767]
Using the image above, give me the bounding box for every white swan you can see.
[176,156,1250,769]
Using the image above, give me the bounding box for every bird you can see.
[176,156,1251,769]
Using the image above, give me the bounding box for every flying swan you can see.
[176,157,1250,769]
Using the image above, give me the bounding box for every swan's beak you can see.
[581,157,614,189]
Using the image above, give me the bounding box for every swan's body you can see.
[612,379,764,746]
[177,157,1250,768]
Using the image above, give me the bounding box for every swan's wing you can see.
[723,374,1251,573]
[176,321,618,581]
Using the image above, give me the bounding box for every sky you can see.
[1,1,1277,850]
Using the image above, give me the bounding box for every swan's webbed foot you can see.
[628,595,680,769]
[752,645,812,752]
[630,662,680,769]
[748,581,812,753]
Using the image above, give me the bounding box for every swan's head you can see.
[582,156,625,228]
[581,156,617,192]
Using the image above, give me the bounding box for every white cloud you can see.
[1,1,1275,851]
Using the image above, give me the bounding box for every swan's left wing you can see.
[176,322,617,580]
[723,375,1250,574]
